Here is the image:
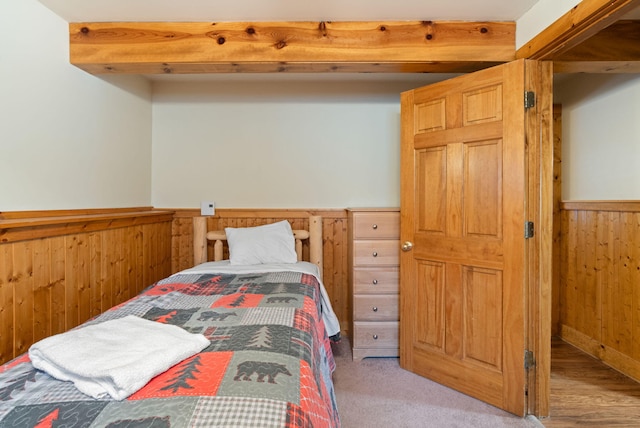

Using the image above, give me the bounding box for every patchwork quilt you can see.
[0,269,340,427]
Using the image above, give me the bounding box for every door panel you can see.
[400,59,548,416]
[465,140,501,237]
[414,261,445,350]
[463,267,503,370]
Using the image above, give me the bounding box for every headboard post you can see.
[193,216,207,266]
[309,215,323,280]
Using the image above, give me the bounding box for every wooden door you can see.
[399,59,552,416]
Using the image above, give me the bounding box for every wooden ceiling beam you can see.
[69,21,515,74]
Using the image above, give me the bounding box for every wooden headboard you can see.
[192,215,323,278]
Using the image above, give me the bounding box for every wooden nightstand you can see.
[348,208,400,361]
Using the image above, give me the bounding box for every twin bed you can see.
[0,216,340,427]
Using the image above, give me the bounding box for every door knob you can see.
[402,241,413,252]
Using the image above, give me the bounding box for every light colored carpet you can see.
[331,339,545,428]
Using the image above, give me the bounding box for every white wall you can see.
[6,1,638,211]
[555,74,640,200]
[0,0,153,211]
[151,76,450,209]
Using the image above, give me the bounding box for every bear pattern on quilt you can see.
[0,271,340,428]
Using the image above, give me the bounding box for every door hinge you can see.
[524,91,536,109]
[525,221,534,239]
[524,350,535,370]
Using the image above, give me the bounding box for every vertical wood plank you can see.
[632,212,640,360]
[76,234,91,326]
[562,210,578,330]
[119,227,131,300]
[131,225,142,296]
[583,210,601,340]
[0,244,15,362]
[101,230,114,313]
[114,227,125,306]
[153,223,163,283]
[134,225,145,295]
[626,213,640,360]
[172,218,190,272]
[32,239,51,342]
[333,218,349,334]
[601,212,631,353]
[13,241,34,356]
[324,218,337,321]
[65,235,79,330]
[551,104,563,336]
[122,226,133,299]
[89,231,103,319]
[161,222,172,280]
[142,224,151,288]
[50,236,66,335]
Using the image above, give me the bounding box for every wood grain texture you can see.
[552,19,640,73]
[516,0,640,60]
[552,105,563,337]
[400,61,533,416]
[527,62,555,417]
[69,21,515,75]
[0,210,173,365]
[544,337,640,427]
[170,209,350,338]
[555,20,640,61]
[559,201,640,384]
[348,209,400,361]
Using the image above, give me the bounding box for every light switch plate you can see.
[200,201,215,216]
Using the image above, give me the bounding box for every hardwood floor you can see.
[541,337,640,427]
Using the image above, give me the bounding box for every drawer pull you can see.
[372,306,378,312]
[372,252,378,257]
[372,279,378,285]
[372,224,378,230]
[373,334,379,340]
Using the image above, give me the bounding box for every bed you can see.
[0,215,340,427]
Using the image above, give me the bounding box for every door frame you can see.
[524,60,554,417]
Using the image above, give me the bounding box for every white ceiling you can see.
[38,0,541,23]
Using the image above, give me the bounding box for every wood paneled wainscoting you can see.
[0,208,174,365]
[558,200,640,382]
[0,208,350,366]
[170,209,350,338]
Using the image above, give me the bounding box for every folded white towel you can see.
[28,315,210,400]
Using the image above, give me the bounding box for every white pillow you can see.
[225,220,298,265]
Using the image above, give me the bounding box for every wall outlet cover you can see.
[200,201,215,216]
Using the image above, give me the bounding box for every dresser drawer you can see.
[352,240,399,266]
[353,267,399,294]
[352,212,400,239]
[353,321,399,349]
[354,295,399,321]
